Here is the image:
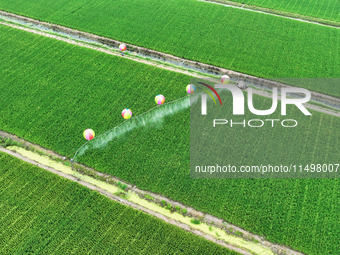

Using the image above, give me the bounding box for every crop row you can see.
[0,0,339,96]
[1,25,339,254]
[0,152,235,254]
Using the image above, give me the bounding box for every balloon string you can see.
[71,95,191,161]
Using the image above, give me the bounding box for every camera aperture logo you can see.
[197,82,311,128]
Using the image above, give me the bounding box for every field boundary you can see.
[0,131,305,255]
[1,10,340,107]
[198,0,340,28]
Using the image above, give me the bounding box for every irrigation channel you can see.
[1,10,340,118]
[0,130,305,255]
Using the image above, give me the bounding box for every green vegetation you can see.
[0,137,21,147]
[0,0,339,96]
[234,231,244,237]
[117,181,128,191]
[191,219,201,225]
[0,25,339,255]
[144,194,155,201]
[0,152,235,254]
[166,203,173,210]
[230,0,340,22]
[0,25,190,152]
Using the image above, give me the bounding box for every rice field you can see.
[0,152,235,254]
[0,24,339,255]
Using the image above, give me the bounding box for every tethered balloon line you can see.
[71,95,190,162]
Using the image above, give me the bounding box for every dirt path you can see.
[0,131,305,255]
[1,15,339,118]
[198,0,340,28]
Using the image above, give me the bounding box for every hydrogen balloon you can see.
[122,108,132,119]
[155,94,165,105]
[119,44,127,52]
[83,129,95,141]
[186,84,196,94]
[221,75,230,84]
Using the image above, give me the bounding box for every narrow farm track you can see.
[0,131,305,255]
[198,0,340,28]
[1,11,340,117]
